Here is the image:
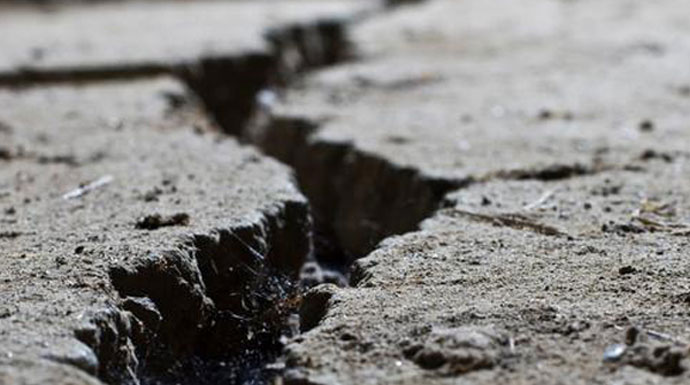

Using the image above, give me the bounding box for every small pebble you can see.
[603,343,627,362]
[639,120,654,132]
[625,326,639,346]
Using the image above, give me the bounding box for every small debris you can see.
[640,149,673,163]
[626,326,640,346]
[405,326,507,375]
[628,199,690,235]
[603,343,627,362]
[265,361,286,372]
[257,89,279,112]
[62,175,114,200]
[142,187,163,202]
[55,255,67,267]
[538,109,553,120]
[523,189,556,211]
[0,146,12,160]
[602,222,646,234]
[590,184,621,197]
[639,120,655,132]
[160,90,189,110]
[618,266,638,276]
[37,154,79,166]
[444,208,567,237]
[622,344,687,376]
[135,213,190,230]
[537,108,573,120]
[0,231,22,239]
[537,109,574,121]
[606,326,689,376]
[637,198,676,218]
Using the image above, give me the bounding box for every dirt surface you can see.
[252,0,690,259]
[0,0,385,142]
[0,1,382,384]
[3,0,690,384]
[0,0,375,77]
[268,0,690,179]
[247,0,690,383]
[0,77,311,384]
[285,159,690,384]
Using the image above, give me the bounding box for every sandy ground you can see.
[2,0,690,384]
[253,0,690,384]
[0,76,312,384]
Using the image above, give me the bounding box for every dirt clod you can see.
[618,343,688,376]
[406,327,506,375]
[618,266,638,275]
[135,213,190,230]
[639,120,655,132]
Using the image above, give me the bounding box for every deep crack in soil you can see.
[0,1,637,384]
[159,4,621,385]
[93,17,359,385]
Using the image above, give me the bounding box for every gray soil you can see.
[248,0,690,384]
[0,77,311,384]
[2,0,690,385]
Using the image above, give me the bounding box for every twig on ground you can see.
[523,189,556,211]
[62,175,114,200]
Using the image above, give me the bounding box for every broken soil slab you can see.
[447,156,690,240]
[268,0,690,178]
[0,0,386,136]
[283,197,690,384]
[0,0,376,78]
[249,0,690,383]
[248,0,690,258]
[0,77,312,384]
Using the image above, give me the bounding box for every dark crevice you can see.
[184,19,355,138]
[50,14,362,385]
[0,17,354,139]
[101,200,311,385]
[180,53,277,137]
[1,1,617,383]
[14,2,464,384]
[161,4,630,385]
[244,116,467,266]
[242,115,606,269]
[240,120,613,383]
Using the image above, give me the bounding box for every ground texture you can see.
[1,0,690,384]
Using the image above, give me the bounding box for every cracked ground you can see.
[1,0,690,384]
